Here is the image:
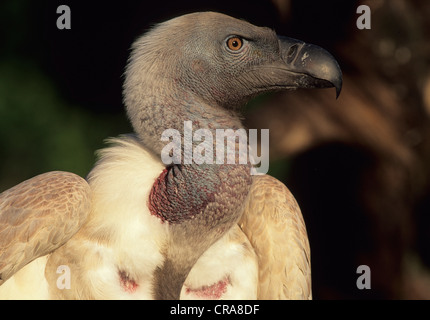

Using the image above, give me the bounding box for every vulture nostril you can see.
[286,44,299,63]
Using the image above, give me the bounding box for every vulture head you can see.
[121,12,342,299]
[124,11,342,151]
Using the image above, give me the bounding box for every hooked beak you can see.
[277,36,343,98]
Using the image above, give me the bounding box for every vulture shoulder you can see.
[0,171,91,285]
[239,174,311,299]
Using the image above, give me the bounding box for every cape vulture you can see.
[0,12,342,299]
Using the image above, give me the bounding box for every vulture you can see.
[0,12,341,299]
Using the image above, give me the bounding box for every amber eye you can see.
[226,37,243,51]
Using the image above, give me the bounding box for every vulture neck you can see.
[124,65,252,300]
[129,94,244,156]
[124,56,245,153]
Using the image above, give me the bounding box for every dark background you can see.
[1,0,430,299]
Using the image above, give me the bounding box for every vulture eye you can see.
[226,36,243,52]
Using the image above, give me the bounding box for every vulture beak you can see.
[277,36,343,98]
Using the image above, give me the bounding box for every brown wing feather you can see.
[238,174,311,299]
[0,171,91,285]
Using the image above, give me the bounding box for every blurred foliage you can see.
[0,58,130,191]
[0,1,132,191]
